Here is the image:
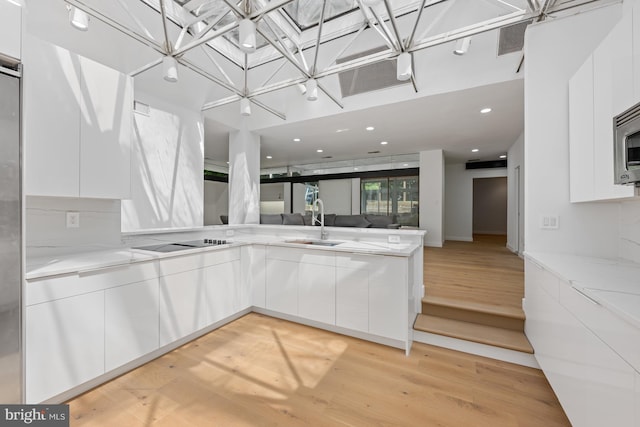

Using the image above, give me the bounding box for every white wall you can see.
[524,5,623,257]
[260,183,285,201]
[444,164,507,242]
[203,181,228,225]
[351,178,361,214]
[507,132,525,253]
[319,179,352,215]
[419,150,444,247]
[473,177,507,235]
[292,183,307,213]
[26,197,121,257]
[620,199,640,262]
[122,92,204,232]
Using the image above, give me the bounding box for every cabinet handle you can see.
[571,286,600,305]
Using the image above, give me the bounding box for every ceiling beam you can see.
[159,0,173,53]
[250,98,287,120]
[172,20,238,56]
[405,0,428,51]
[311,0,328,76]
[249,0,296,21]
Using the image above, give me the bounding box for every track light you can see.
[396,52,412,81]
[69,6,90,31]
[454,37,471,55]
[297,83,307,95]
[162,56,178,83]
[306,78,318,101]
[240,98,251,116]
[239,19,256,53]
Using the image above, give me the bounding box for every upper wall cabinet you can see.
[0,0,21,61]
[569,12,635,202]
[23,36,132,199]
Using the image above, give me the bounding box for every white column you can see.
[419,149,444,247]
[228,123,260,224]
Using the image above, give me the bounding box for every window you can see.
[361,176,419,226]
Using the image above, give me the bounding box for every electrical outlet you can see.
[226,229,234,237]
[388,235,400,243]
[66,212,80,228]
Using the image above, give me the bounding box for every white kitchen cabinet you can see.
[26,292,105,403]
[369,256,407,341]
[569,56,595,203]
[0,0,21,60]
[23,36,132,199]
[159,269,208,346]
[105,279,159,371]
[568,13,635,203]
[79,56,133,199]
[23,35,81,197]
[336,261,369,333]
[242,245,266,308]
[298,263,336,325]
[265,259,299,316]
[636,372,640,427]
[205,260,240,324]
[524,259,637,427]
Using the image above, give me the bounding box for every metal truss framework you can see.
[64,0,613,121]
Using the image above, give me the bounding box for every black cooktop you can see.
[133,239,229,253]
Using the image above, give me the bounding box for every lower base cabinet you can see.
[159,269,209,346]
[336,265,369,333]
[26,292,105,404]
[105,279,159,371]
[266,259,299,316]
[298,263,335,324]
[205,260,241,323]
[525,259,637,427]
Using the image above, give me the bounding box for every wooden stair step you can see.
[414,314,534,354]
[422,295,525,320]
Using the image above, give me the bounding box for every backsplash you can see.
[26,196,123,258]
[619,198,640,263]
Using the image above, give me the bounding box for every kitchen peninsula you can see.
[25,224,425,404]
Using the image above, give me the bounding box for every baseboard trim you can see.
[412,330,539,369]
[445,236,473,242]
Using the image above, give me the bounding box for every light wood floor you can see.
[67,313,569,427]
[424,234,524,309]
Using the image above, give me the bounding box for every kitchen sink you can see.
[284,239,342,247]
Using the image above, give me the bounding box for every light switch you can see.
[388,235,400,243]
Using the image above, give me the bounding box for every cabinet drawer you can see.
[158,247,240,276]
[525,259,559,300]
[560,284,640,373]
[26,260,160,306]
[267,246,335,266]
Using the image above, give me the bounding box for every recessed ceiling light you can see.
[336,128,349,133]
[354,167,359,171]
[380,141,388,145]
[317,149,323,153]
[499,155,507,159]
[480,107,492,114]
[403,163,409,167]
[266,155,272,159]
[366,126,375,131]
[472,148,479,152]
[293,138,301,142]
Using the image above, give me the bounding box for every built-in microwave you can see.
[614,101,640,185]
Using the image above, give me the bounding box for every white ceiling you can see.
[25,0,600,171]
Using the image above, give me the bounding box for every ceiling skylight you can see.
[282,0,359,30]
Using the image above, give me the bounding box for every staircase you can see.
[414,235,533,356]
[414,296,533,353]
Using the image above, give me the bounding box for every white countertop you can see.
[26,233,423,280]
[525,251,640,329]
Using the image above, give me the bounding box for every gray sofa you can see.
[259,213,401,229]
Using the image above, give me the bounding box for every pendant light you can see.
[396,52,412,81]
[162,56,178,83]
[240,98,251,116]
[306,78,318,101]
[239,19,256,53]
[453,37,471,56]
[69,6,90,31]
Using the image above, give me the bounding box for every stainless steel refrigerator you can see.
[0,65,22,403]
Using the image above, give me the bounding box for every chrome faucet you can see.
[312,199,328,240]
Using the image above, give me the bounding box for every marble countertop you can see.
[26,233,423,280]
[525,251,640,329]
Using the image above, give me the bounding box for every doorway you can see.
[472,177,508,241]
